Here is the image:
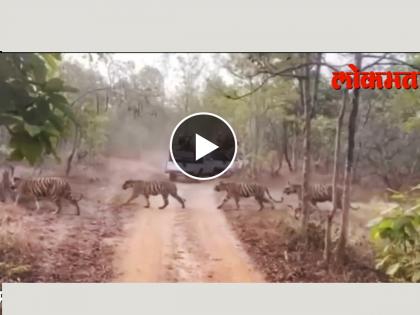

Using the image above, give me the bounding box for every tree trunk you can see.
[337,53,362,261]
[301,53,321,239]
[300,73,311,236]
[0,165,15,202]
[105,90,109,112]
[275,149,284,175]
[268,120,283,176]
[324,90,348,266]
[352,101,372,184]
[96,93,100,114]
[249,80,260,178]
[282,120,293,172]
[66,126,80,176]
[291,122,299,172]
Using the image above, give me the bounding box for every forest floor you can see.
[222,175,389,282]
[0,157,129,282]
[0,154,388,282]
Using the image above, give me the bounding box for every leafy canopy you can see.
[0,53,78,164]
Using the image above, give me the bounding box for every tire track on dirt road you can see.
[178,182,264,282]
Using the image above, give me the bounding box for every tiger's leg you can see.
[144,194,150,208]
[159,193,169,210]
[6,187,15,203]
[308,201,321,217]
[53,198,62,214]
[217,194,231,209]
[67,196,80,215]
[73,200,81,215]
[170,192,185,208]
[255,197,265,211]
[14,195,19,205]
[234,196,240,210]
[0,187,5,203]
[124,191,140,205]
[262,196,275,210]
[294,206,302,220]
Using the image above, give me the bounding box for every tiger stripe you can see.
[214,181,283,211]
[122,179,185,209]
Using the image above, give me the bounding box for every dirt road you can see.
[1,155,385,283]
[113,157,264,282]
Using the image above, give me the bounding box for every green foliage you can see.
[0,262,31,280]
[312,115,336,159]
[370,187,420,282]
[0,53,78,164]
[201,68,299,175]
[78,107,110,155]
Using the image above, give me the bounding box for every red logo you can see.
[331,64,420,90]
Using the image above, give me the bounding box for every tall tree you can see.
[220,53,326,236]
[176,54,204,113]
[324,89,348,265]
[337,53,363,260]
[300,53,322,236]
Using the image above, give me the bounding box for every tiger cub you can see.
[11,176,82,215]
[214,181,283,211]
[122,179,185,209]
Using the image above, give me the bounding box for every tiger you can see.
[121,179,185,209]
[214,181,283,211]
[282,181,359,218]
[11,176,82,215]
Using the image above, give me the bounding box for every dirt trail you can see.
[1,155,384,283]
[114,158,264,282]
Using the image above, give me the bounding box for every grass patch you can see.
[0,204,38,282]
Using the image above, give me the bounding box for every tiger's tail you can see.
[265,188,283,203]
[350,203,359,210]
[75,193,84,202]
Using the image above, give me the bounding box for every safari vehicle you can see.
[165,151,245,181]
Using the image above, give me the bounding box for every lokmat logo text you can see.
[331,64,420,90]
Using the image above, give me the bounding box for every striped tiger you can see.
[283,181,359,213]
[214,181,283,211]
[11,176,82,215]
[122,179,185,209]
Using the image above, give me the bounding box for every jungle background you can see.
[0,53,419,284]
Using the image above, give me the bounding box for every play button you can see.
[169,112,237,180]
[195,134,219,161]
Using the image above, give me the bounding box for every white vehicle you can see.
[165,151,244,181]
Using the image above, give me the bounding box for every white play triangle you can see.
[195,133,219,160]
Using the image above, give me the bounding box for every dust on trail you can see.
[183,183,265,282]
[114,157,264,282]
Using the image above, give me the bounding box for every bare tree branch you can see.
[362,54,420,72]
[361,53,389,70]
[208,74,276,100]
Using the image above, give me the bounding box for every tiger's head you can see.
[214,181,228,192]
[283,181,300,195]
[122,179,137,190]
[10,176,23,191]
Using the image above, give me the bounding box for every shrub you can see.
[370,185,420,282]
